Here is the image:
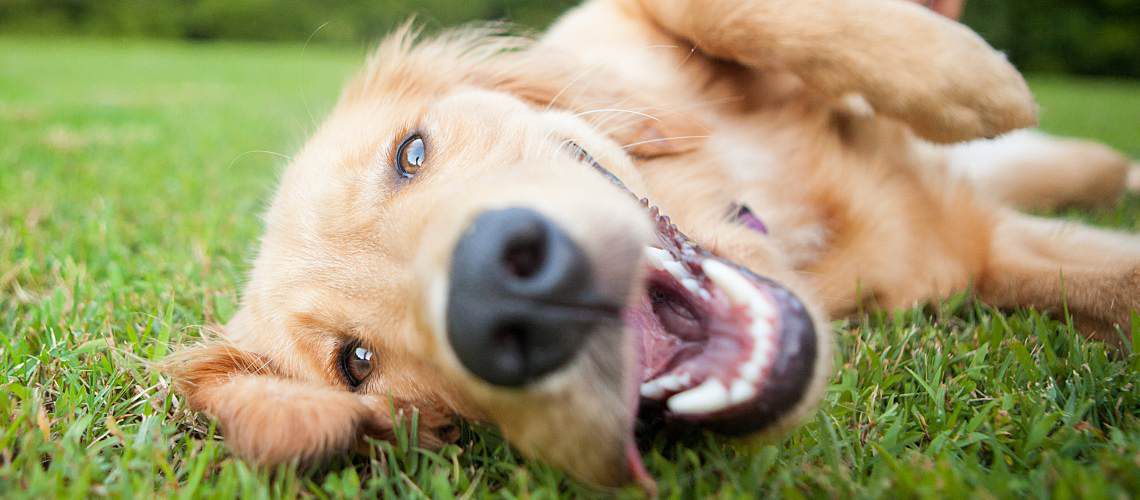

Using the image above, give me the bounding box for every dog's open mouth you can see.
[619,201,819,488]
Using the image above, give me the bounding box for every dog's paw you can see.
[861,11,1038,143]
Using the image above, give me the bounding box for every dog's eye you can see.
[396,135,426,178]
[339,343,375,387]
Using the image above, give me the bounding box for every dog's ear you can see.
[483,51,708,158]
[164,342,456,465]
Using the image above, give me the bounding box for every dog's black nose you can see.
[447,207,612,386]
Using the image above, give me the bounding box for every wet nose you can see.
[446,207,613,386]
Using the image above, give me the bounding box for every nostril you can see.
[502,227,547,279]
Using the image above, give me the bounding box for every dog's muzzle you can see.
[446,207,619,386]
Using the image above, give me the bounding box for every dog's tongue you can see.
[625,441,656,495]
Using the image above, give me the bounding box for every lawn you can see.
[1,37,1139,498]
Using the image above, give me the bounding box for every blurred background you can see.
[1,0,1137,77]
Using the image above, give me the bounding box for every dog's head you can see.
[168,27,831,488]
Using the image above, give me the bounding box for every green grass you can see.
[2,37,1139,498]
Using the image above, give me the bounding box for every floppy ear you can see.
[165,343,455,466]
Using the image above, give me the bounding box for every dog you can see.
[166,0,1140,490]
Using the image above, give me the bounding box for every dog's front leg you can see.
[630,0,1037,143]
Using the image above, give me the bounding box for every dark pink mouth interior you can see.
[622,209,784,420]
[629,271,758,389]
[620,203,818,440]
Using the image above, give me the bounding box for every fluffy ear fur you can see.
[164,343,456,465]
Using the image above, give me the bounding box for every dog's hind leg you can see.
[627,0,1037,143]
[947,130,1135,212]
[978,209,1140,346]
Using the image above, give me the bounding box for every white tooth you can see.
[681,278,701,294]
[729,379,756,403]
[663,260,690,280]
[750,347,769,368]
[666,372,691,391]
[640,380,665,399]
[667,378,729,414]
[752,297,778,322]
[750,320,772,340]
[643,247,673,271]
[701,260,758,307]
[656,374,679,392]
[740,360,761,383]
[698,290,712,301]
[642,373,691,398]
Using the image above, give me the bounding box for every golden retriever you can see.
[166,0,1140,490]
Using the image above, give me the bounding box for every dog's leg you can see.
[979,210,1140,346]
[946,130,1135,211]
[628,0,1037,143]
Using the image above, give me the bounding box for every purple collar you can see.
[733,203,769,235]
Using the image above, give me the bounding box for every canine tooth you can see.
[698,290,712,301]
[702,260,760,308]
[706,260,781,348]
[643,247,674,271]
[667,378,729,414]
[729,379,757,403]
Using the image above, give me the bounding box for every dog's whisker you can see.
[298,21,332,129]
[543,62,605,112]
[621,135,710,149]
[585,100,656,135]
[675,45,698,70]
[574,108,662,122]
[225,150,293,171]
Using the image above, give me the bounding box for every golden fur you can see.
[168,0,1140,488]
